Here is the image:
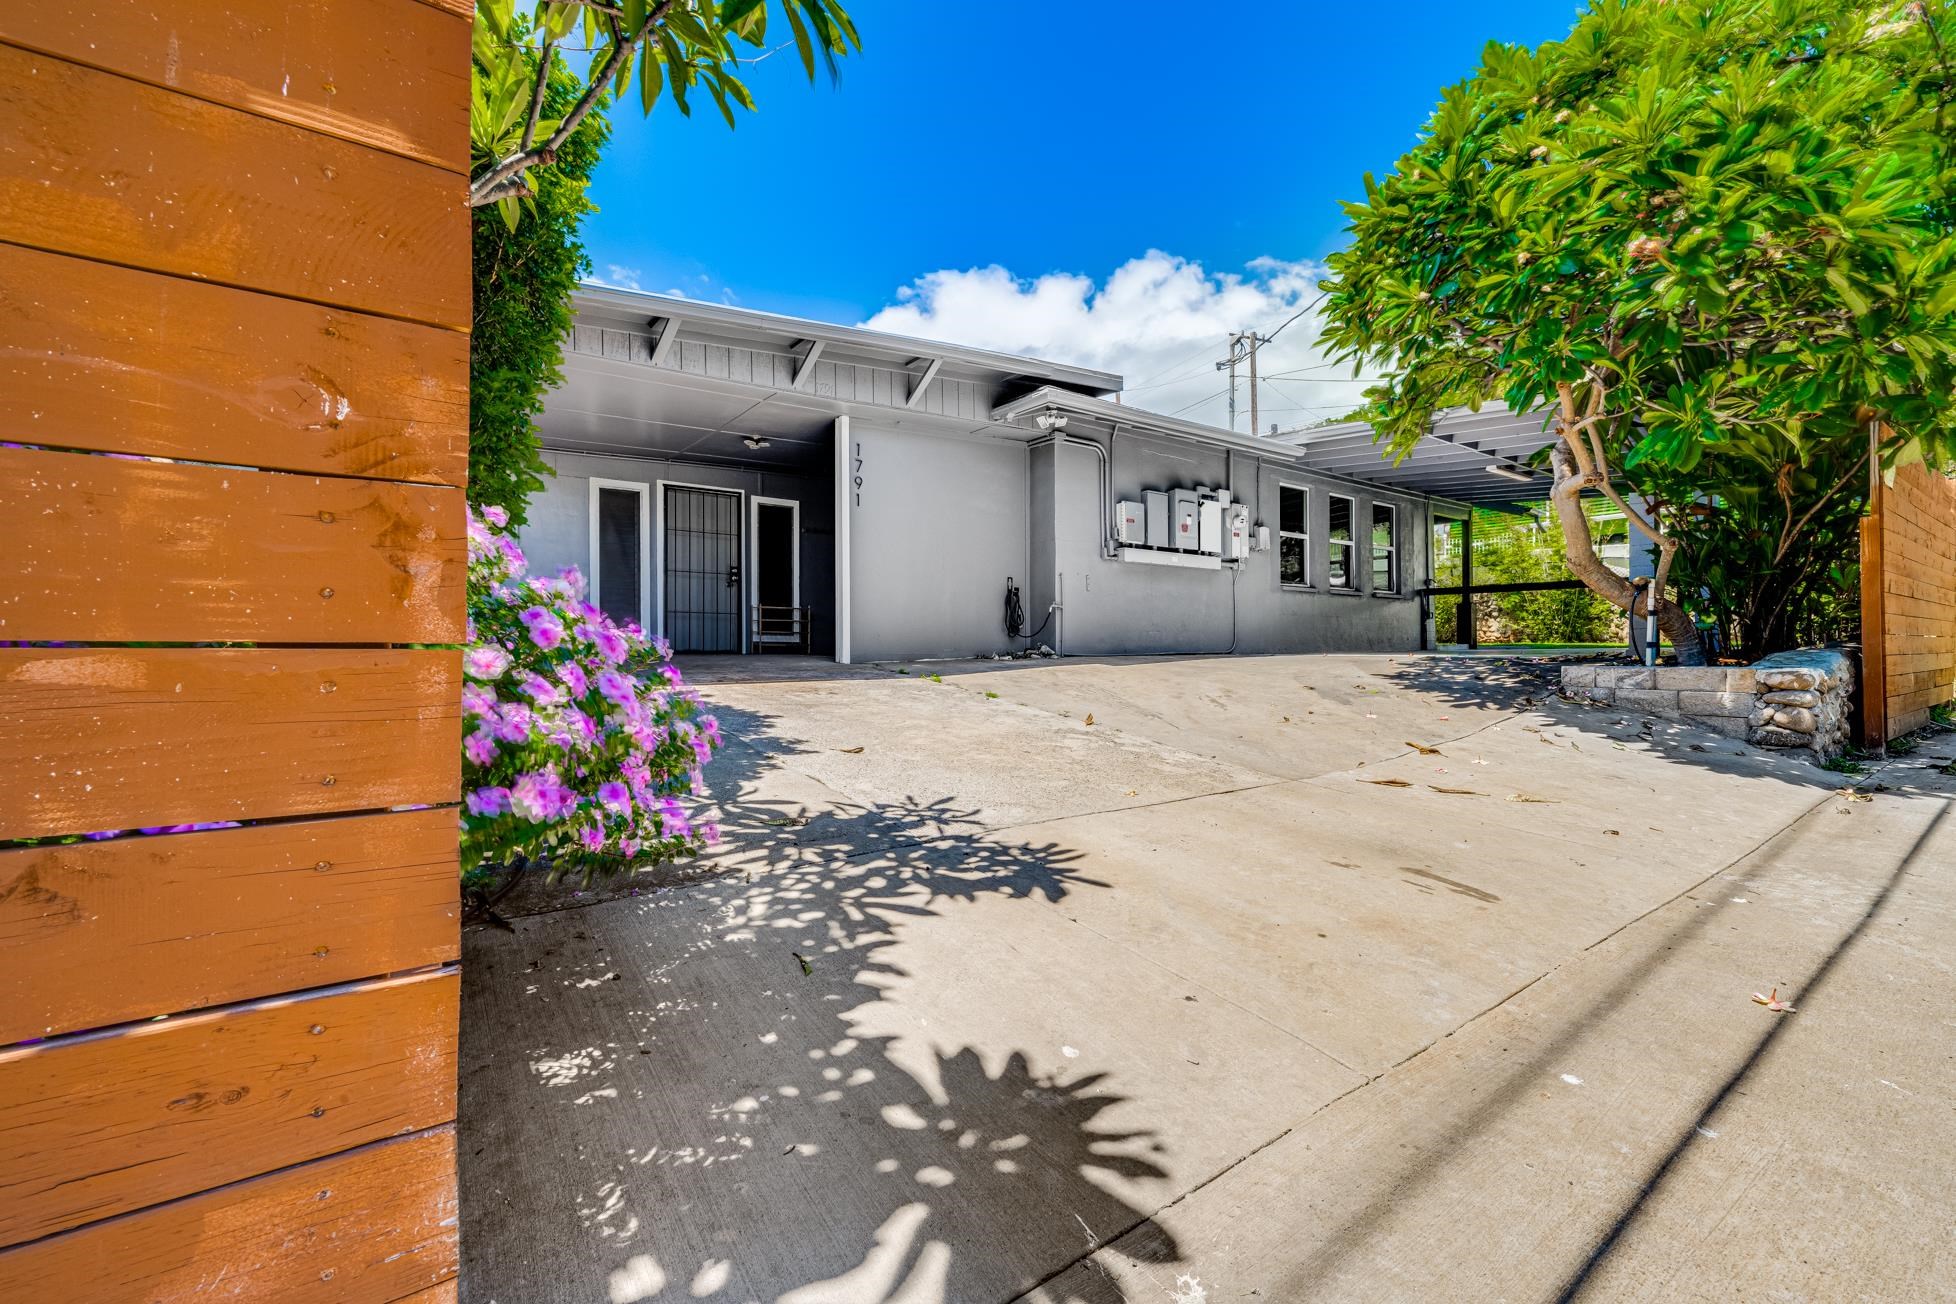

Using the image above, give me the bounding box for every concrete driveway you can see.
[460,653,1956,1304]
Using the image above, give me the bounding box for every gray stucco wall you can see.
[519,448,836,654]
[845,423,1028,662]
[1031,431,1430,657]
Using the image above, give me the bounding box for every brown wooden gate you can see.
[0,3,469,1299]
[1860,445,1956,744]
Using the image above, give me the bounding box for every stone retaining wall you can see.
[1560,648,1854,759]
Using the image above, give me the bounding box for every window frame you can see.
[1277,482,1311,588]
[1326,492,1358,591]
[1371,501,1398,595]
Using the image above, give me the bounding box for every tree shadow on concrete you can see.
[460,701,1180,1303]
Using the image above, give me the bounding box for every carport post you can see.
[1455,513,1477,649]
[834,413,852,664]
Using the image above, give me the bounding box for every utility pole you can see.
[1215,331,1266,433]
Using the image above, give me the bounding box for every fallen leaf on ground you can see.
[1123,789,1138,797]
[1084,713,1096,726]
[1471,756,1489,765]
[1363,777,1415,788]
[1405,741,1442,755]
[837,746,864,754]
[1752,987,1796,1012]
[792,952,813,976]
[1507,793,1557,804]
[1835,787,1872,802]
[1603,828,1620,836]
[1429,786,1484,796]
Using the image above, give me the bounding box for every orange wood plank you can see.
[0,0,468,173]
[0,648,459,840]
[0,971,457,1246]
[0,1125,457,1302]
[0,244,467,483]
[0,811,459,1046]
[0,44,467,331]
[2,448,466,644]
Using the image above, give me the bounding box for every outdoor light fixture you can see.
[1485,463,1535,483]
[1034,408,1069,432]
[742,435,771,449]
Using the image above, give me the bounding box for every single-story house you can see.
[515,284,1562,663]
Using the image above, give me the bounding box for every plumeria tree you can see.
[462,506,721,881]
[1320,0,1956,663]
[470,0,859,222]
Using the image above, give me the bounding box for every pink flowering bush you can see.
[462,505,721,879]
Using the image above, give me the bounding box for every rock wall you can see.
[1560,648,1854,760]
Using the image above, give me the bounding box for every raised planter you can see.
[1561,648,1853,759]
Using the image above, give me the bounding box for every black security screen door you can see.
[663,485,742,652]
[595,487,643,629]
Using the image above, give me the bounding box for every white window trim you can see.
[1277,482,1311,588]
[747,495,802,644]
[1327,492,1358,591]
[588,478,652,633]
[1372,502,1398,595]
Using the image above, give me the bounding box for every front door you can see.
[662,485,742,652]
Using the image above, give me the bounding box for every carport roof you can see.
[575,283,1125,397]
[1274,406,1560,506]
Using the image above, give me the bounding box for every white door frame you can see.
[655,478,748,653]
[587,478,652,633]
[747,495,802,644]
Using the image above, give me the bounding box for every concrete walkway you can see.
[459,654,1956,1304]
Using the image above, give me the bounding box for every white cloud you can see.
[594,263,644,291]
[861,251,1379,433]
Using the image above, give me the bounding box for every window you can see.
[1327,494,1356,589]
[1278,484,1309,586]
[1372,503,1398,594]
[590,480,648,630]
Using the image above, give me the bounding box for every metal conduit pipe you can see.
[1026,429,1119,560]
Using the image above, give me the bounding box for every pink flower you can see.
[520,607,564,650]
[464,728,498,765]
[578,823,605,852]
[619,836,640,859]
[559,661,589,698]
[494,702,535,743]
[462,684,498,718]
[480,504,509,528]
[517,672,564,706]
[466,787,510,817]
[700,822,721,846]
[652,636,674,660]
[595,669,637,709]
[576,623,629,664]
[464,644,511,680]
[597,781,632,814]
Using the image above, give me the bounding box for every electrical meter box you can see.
[1115,500,1146,547]
[1223,502,1250,560]
[1171,489,1199,551]
[1197,498,1224,555]
[1143,490,1170,549]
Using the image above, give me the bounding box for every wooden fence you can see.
[0,3,469,1299]
[1861,451,1956,744]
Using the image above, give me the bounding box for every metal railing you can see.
[751,604,813,654]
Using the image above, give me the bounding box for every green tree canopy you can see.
[1320,0,1955,661]
[471,40,608,526]
[471,0,858,221]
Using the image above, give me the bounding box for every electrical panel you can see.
[1143,490,1170,549]
[1116,500,1146,546]
[1197,498,1223,554]
[1223,502,1250,560]
[1171,489,1199,551]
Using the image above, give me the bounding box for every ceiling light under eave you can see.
[1485,463,1535,483]
[743,436,771,450]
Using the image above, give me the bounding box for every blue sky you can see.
[581,1,1587,428]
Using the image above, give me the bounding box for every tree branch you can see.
[469,1,675,208]
[519,33,556,152]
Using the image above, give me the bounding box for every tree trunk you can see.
[1548,439,1706,665]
